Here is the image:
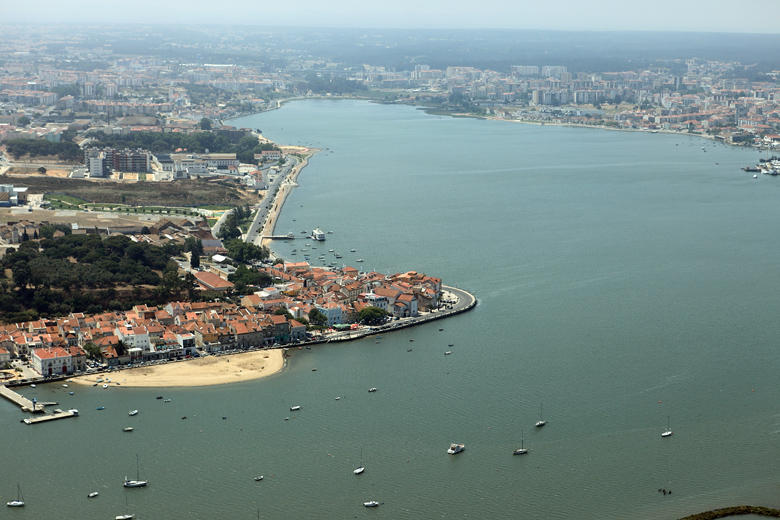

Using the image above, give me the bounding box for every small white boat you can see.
[661,416,673,438]
[123,455,148,488]
[356,258,364,262]
[368,387,377,393]
[102,384,109,389]
[353,466,365,475]
[62,384,68,388]
[290,405,301,411]
[444,351,452,355]
[123,427,134,432]
[128,410,138,416]
[513,429,529,455]
[253,475,264,481]
[115,515,134,520]
[68,409,79,416]
[6,484,24,507]
[535,404,546,428]
[363,501,379,508]
[350,249,356,252]
[334,396,341,400]
[88,491,99,498]
[29,384,36,388]
[753,174,758,179]
[447,443,465,455]
[163,398,172,403]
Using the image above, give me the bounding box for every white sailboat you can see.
[123,454,148,488]
[535,403,546,428]
[513,430,529,455]
[115,495,134,519]
[6,484,24,507]
[353,448,365,475]
[661,416,673,438]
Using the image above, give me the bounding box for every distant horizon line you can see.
[1,22,779,36]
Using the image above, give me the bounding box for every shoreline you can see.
[68,349,285,388]
[258,147,318,251]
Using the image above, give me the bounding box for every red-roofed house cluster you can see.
[0,264,442,377]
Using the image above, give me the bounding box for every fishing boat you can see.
[447,443,465,455]
[513,430,529,455]
[368,387,377,393]
[363,501,380,508]
[128,410,138,416]
[253,475,264,481]
[661,416,673,438]
[6,484,24,507]
[535,404,546,428]
[123,455,148,488]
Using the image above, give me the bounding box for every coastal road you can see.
[245,156,298,245]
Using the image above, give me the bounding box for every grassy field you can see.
[3,175,258,208]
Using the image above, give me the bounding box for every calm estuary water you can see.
[2,100,778,519]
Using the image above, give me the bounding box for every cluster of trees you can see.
[224,239,270,264]
[0,234,189,323]
[5,138,82,162]
[86,131,279,165]
[228,265,273,295]
[216,206,251,240]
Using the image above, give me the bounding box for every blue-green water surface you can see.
[1,100,777,519]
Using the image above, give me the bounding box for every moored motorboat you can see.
[290,405,301,411]
[447,443,465,455]
[253,475,264,481]
[123,427,134,432]
[128,410,138,416]
[88,491,99,498]
[368,387,377,393]
[363,500,379,508]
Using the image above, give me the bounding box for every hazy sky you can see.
[3,0,780,33]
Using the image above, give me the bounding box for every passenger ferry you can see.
[311,228,326,241]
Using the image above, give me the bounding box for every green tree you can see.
[358,306,389,325]
[308,308,328,327]
[83,341,102,359]
[37,166,47,175]
[199,118,213,130]
[17,116,31,127]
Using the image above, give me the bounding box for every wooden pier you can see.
[0,384,41,412]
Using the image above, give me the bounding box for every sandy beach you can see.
[69,349,285,388]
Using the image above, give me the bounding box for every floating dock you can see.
[23,409,78,424]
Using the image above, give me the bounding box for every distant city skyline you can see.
[3,0,780,34]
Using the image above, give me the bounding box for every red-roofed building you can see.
[194,271,235,292]
[31,346,72,376]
